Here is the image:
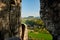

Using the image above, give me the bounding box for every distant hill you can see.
[22,16,40,19]
[35,16,40,19]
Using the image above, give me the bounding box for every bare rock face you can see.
[0,0,21,40]
[40,0,60,40]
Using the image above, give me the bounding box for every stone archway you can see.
[1,0,60,40]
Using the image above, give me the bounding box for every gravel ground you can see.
[5,37,21,40]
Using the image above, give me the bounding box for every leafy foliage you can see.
[25,18,44,27]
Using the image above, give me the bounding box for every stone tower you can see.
[0,0,21,40]
[40,0,60,40]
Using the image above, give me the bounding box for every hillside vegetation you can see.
[22,17,53,40]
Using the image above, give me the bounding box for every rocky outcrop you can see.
[21,24,28,40]
[40,0,60,40]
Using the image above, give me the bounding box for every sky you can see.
[21,0,40,17]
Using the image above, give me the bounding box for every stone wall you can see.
[0,0,21,40]
[40,0,60,40]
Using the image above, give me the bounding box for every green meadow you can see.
[28,29,53,40]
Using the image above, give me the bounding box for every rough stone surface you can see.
[40,0,60,40]
[0,0,21,40]
[21,24,28,40]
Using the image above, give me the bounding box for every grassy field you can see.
[28,29,53,40]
